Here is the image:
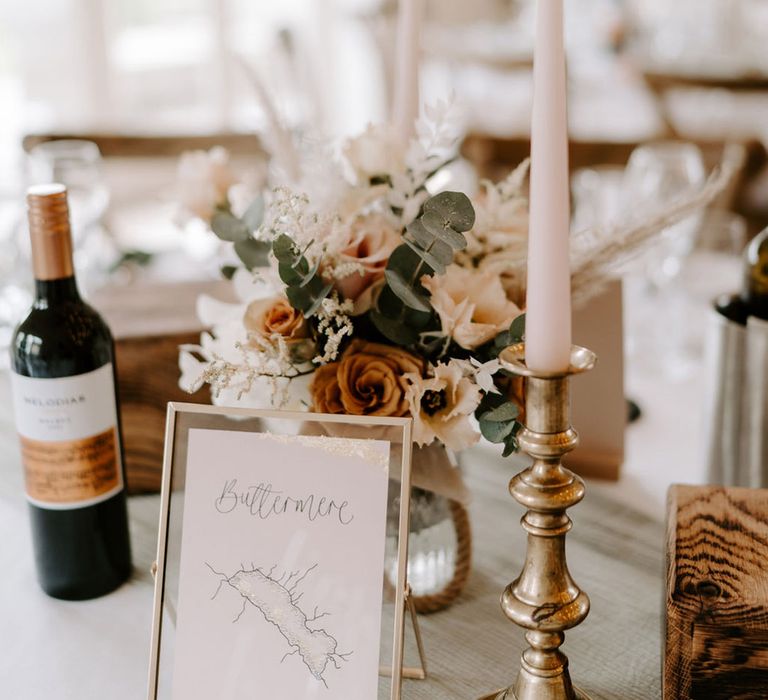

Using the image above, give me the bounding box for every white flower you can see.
[176,146,237,222]
[421,265,522,350]
[404,362,482,451]
[343,123,406,183]
[451,357,501,395]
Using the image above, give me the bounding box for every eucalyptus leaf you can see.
[493,330,511,350]
[427,238,455,265]
[405,219,433,249]
[273,234,298,261]
[303,284,333,317]
[509,313,526,342]
[278,261,303,286]
[287,280,332,317]
[384,269,433,312]
[234,238,270,269]
[242,197,264,231]
[388,244,435,279]
[420,210,467,250]
[377,284,405,317]
[480,417,517,443]
[405,306,434,329]
[475,391,506,419]
[370,310,419,346]
[481,401,519,423]
[286,285,311,313]
[404,240,446,275]
[211,211,249,242]
[502,432,520,457]
[422,191,476,232]
[299,257,322,287]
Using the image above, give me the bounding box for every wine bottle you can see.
[10,184,132,600]
[743,226,768,321]
[714,293,750,326]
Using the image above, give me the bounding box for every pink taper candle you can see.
[525,0,572,372]
[393,0,424,143]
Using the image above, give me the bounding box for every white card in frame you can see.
[147,403,414,700]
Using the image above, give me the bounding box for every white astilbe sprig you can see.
[570,161,736,307]
[326,259,365,281]
[183,336,314,409]
[313,293,355,364]
[259,186,342,258]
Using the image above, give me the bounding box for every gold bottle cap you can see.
[26,183,75,281]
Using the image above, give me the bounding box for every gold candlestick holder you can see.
[480,343,596,700]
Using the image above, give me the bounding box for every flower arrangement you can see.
[178,101,731,457]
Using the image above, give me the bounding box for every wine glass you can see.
[571,164,624,233]
[27,140,110,240]
[623,142,706,281]
[0,198,33,369]
[621,141,706,377]
[26,140,113,294]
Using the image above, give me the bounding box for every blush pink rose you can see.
[334,214,401,302]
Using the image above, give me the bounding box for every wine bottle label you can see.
[10,364,124,509]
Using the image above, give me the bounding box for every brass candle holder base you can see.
[479,343,596,700]
[478,689,591,700]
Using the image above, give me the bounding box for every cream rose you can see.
[334,213,401,303]
[404,362,482,451]
[243,296,313,362]
[421,264,522,350]
[310,339,424,417]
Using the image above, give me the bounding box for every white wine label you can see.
[11,364,124,509]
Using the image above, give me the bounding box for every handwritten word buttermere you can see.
[214,480,354,525]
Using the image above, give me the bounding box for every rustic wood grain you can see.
[665,484,768,699]
[112,332,208,493]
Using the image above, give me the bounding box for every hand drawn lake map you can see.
[206,561,352,686]
[169,428,390,699]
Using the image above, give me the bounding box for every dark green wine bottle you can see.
[10,184,132,600]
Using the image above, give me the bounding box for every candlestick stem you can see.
[479,343,596,700]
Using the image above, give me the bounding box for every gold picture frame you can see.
[147,402,416,700]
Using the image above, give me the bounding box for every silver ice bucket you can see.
[704,306,768,487]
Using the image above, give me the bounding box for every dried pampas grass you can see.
[570,159,737,308]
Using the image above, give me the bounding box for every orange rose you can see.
[311,363,345,413]
[311,339,424,417]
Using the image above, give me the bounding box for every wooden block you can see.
[93,280,234,493]
[665,484,768,699]
[567,280,625,481]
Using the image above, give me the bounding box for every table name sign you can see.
[147,403,415,700]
